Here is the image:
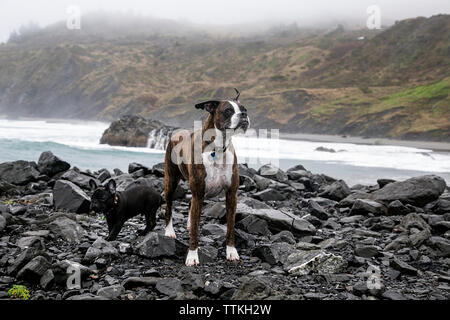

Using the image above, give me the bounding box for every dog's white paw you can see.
[226,246,240,262]
[164,219,176,239]
[185,249,199,266]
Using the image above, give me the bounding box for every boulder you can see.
[258,164,288,183]
[236,215,271,236]
[100,115,176,148]
[270,231,296,245]
[61,169,98,190]
[17,256,51,283]
[350,199,387,216]
[97,285,125,300]
[319,180,351,201]
[253,188,286,202]
[203,203,226,222]
[83,238,119,263]
[0,179,15,194]
[286,250,348,275]
[135,232,176,258]
[231,277,272,300]
[387,200,410,215]
[371,175,446,207]
[252,242,295,266]
[308,200,330,220]
[128,163,152,175]
[236,198,316,237]
[48,216,86,243]
[0,160,40,185]
[37,151,70,177]
[53,180,91,213]
[156,278,183,298]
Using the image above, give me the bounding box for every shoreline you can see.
[280,132,450,153]
[2,115,450,152]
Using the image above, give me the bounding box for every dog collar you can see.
[108,194,119,213]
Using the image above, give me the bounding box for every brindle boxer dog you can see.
[164,89,250,266]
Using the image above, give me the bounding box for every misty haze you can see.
[0,0,449,303]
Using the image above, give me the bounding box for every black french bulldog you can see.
[89,179,163,241]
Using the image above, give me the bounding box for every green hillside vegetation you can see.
[0,13,448,140]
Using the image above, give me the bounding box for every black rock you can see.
[135,232,176,258]
[0,179,15,194]
[40,269,55,290]
[382,290,407,300]
[53,180,91,213]
[236,198,316,237]
[122,277,160,289]
[37,151,70,177]
[236,215,271,236]
[61,169,98,190]
[427,237,450,257]
[253,188,286,202]
[377,179,396,188]
[287,164,307,172]
[270,231,296,245]
[354,245,380,258]
[17,256,51,283]
[388,200,410,216]
[0,160,40,186]
[258,164,288,183]
[97,169,111,183]
[203,203,226,222]
[97,285,125,300]
[319,180,351,201]
[0,214,6,232]
[252,242,295,266]
[390,258,417,275]
[371,175,446,207]
[156,278,182,298]
[231,277,272,300]
[48,216,86,243]
[128,163,151,175]
[152,163,165,177]
[308,200,330,220]
[7,242,45,276]
[83,238,119,264]
[350,199,387,216]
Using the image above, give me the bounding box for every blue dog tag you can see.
[211,151,216,158]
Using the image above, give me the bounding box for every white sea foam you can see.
[1,119,449,174]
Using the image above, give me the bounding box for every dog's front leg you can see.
[186,195,203,266]
[106,220,125,241]
[225,187,240,262]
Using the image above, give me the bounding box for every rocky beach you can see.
[0,151,449,300]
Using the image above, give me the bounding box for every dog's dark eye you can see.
[224,108,234,117]
[241,106,247,113]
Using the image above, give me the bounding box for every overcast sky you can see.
[1,0,449,42]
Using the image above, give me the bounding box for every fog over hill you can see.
[0,12,448,141]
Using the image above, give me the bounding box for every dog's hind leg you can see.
[141,206,157,235]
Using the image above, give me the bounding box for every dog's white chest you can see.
[202,150,234,198]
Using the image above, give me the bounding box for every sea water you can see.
[0,119,449,186]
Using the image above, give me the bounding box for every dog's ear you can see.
[195,101,221,114]
[107,179,116,194]
[89,179,98,191]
